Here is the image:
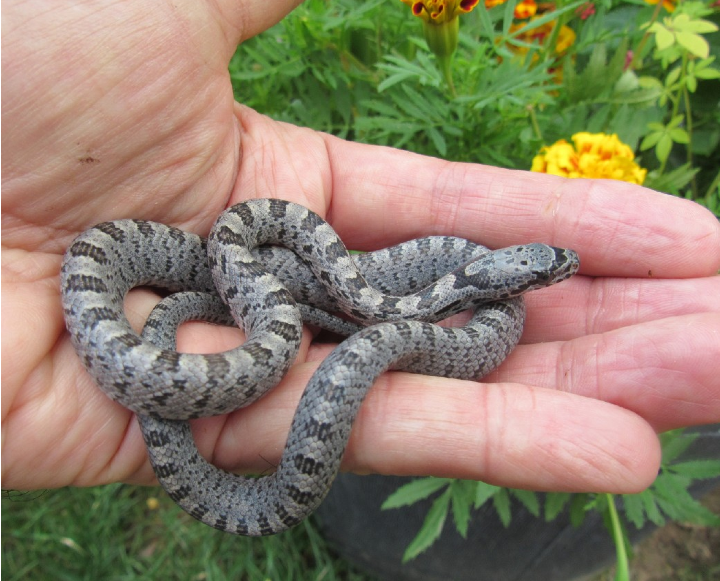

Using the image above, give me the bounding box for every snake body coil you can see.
[61,198,579,536]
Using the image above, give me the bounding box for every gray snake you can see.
[60,198,579,536]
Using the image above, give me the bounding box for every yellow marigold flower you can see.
[643,0,676,12]
[400,0,479,24]
[555,24,576,53]
[532,132,647,184]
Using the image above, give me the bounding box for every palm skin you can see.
[3,0,720,495]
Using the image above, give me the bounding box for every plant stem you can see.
[528,105,543,141]
[682,58,698,199]
[704,169,720,203]
[438,55,458,98]
[605,494,631,581]
[630,1,665,70]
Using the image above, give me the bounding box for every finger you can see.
[319,134,720,278]
[231,107,719,280]
[521,273,720,343]
[296,274,718,347]
[204,363,660,494]
[485,312,720,432]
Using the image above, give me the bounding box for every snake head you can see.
[470,243,580,297]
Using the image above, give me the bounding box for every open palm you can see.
[3,0,720,495]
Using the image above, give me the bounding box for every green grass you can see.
[1,485,373,581]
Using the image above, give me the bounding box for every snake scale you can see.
[61,198,579,536]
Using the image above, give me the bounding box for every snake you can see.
[60,198,580,536]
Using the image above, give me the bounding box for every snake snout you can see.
[547,246,580,281]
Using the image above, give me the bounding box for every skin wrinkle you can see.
[207,0,246,50]
[346,372,413,475]
[427,161,464,237]
[25,361,87,485]
[1,283,61,406]
[344,372,481,478]
[534,393,655,492]
[1,5,240,248]
[479,383,508,486]
[585,276,608,338]
[98,410,141,486]
[556,435,632,492]
[198,416,233,469]
[555,339,577,397]
[583,183,630,269]
[319,134,336,221]
[541,179,583,250]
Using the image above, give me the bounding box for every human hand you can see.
[3,0,719,496]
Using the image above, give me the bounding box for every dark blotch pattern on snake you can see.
[60,198,580,536]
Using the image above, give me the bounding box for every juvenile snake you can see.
[61,198,579,536]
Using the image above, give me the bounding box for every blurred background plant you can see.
[230,0,720,214]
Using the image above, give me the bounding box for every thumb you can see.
[214,0,306,49]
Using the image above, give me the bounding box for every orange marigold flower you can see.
[399,0,479,93]
[485,0,536,18]
[400,0,479,24]
[531,132,647,184]
[643,0,676,12]
[508,18,576,56]
[514,0,537,19]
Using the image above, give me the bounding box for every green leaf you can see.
[622,494,646,529]
[667,459,720,479]
[669,127,690,143]
[653,473,692,515]
[652,25,675,51]
[378,71,417,93]
[477,4,495,40]
[474,482,502,509]
[426,126,447,156]
[501,0,516,37]
[510,489,540,517]
[644,163,698,194]
[694,67,720,80]
[569,493,590,527]
[667,115,684,128]
[656,133,673,162]
[640,489,666,526]
[382,478,452,510]
[544,493,571,522]
[402,489,452,562]
[661,430,698,464]
[665,65,682,87]
[450,482,475,539]
[493,489,512,527]
[673,15,718,34]
[640,131,662,151]
[653,474,720,526]
[614,70,640,93]
[674,31,710,58]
